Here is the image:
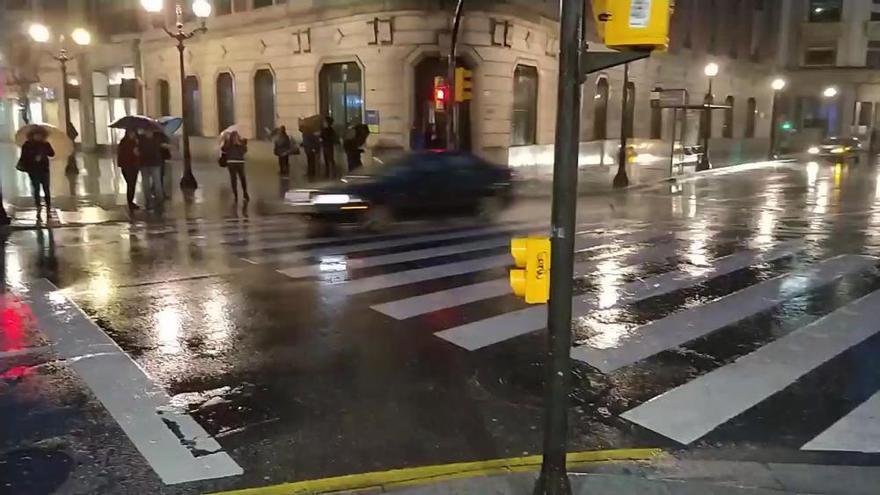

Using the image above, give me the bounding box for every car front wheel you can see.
[362,204,394,233]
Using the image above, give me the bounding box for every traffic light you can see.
[591,0,672,52]
[780,121,794,131]
[509,237,551,304]
[454,67,473,102]
[433,76,448,112]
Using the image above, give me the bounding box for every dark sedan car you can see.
[807,136,863,162]
[287,151,513,232]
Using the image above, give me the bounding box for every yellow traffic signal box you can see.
[510,237,551,304]
[591,0,672,52]
[454,67,473,102]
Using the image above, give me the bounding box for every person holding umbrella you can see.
[220,130,250,202]
[18,127,55,213]
[136,127,166,211]
[117,129,140,211]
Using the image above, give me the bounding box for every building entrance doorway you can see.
[413,57,472,151]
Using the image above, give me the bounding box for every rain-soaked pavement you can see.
[2,150,880,494]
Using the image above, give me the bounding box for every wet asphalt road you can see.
[3,157,880,494]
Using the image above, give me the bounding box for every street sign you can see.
[365,109,380,134]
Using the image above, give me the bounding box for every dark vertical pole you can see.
[669,107,677,176]
[60,57,79,175]
[768,90,779,159]
[698,78,713,171]
[446,0,464,150]
[177,39,197,190]
[613,64,630,188]
[533,0,582,493]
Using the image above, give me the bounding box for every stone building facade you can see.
[3,0,793,168]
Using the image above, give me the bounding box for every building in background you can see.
[2,0,808,167]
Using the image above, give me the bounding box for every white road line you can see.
[24,279,242,485]
[802,391,880,453]
[621,288,880,445]
[279,236,511,278]
[437,240,804,351]
[243,223,547,263]
[572,254,877,373]
[371,238,686,320]
[339,229,673,295]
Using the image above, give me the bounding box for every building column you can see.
[76,55,97,151]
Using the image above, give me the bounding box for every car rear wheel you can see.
[362,205,394,233]
[307,218,334,238]
[477,195,504,222]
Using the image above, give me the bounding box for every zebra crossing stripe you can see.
[436,240,804,351]
[338,229,674,295]
[279,237,511,278]
[572,254,876,373]
[802,391,880,453]
[371,238,686,320]
[621,286,880,445]
[238,223,547,261]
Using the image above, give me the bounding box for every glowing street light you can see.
[71,28,92,46]
[192,0,213,18]
[769,77,788,159]
[703,62,719,78]
[823,86,839,98]
[771,78,787,91]
[28,23,51,43]
[140,0,164,13]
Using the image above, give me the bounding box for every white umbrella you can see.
[14,123,75,160]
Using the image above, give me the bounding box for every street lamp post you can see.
[142,0,211,191]
[769,77,786,160]
[822,86,838,137]
[698,62,719,171]
[29,23,91,175]
[613,63,631,188]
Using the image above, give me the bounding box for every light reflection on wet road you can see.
[3,158,880,493]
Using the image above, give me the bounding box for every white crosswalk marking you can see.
[337,229,672,295]
[802,391,880,453]
[571,254,877,372]
[371,237,688,320]
[239,223,546,262]
[436,240,804,351]
[279,236,511,278]
[621,288,880,445]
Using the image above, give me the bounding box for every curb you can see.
[207,448,665,495]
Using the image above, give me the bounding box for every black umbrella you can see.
[109,115,162,132]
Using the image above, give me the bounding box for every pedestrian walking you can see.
[273,125,296,177]
[320,117,338,178]
[17,128,55,213]
[221,131,250,202]
[117,129,140,211]
[136,128,165,211]
[302,130,321,181]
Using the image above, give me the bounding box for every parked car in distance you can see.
[807,136,862,162]
[286,151,513,234]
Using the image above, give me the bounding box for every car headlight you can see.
[808,146,820,155]
[313,194,352,205]
[831,147,845,154]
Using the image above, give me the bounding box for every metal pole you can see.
[59,55,79,175]
[533,0,582,493]
[446,0,464,150]
[669,107,677,177]
[177,39,197,190]
[698,78,713,171]
[613,64,630,188]
[768,90,779,159]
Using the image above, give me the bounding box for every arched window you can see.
[254,68,276,140]
[183,75,202,136]
[593,77,609,140]
[745,97,757,138]
[723,95,735,138]
[512,65,538,146]
[319,62,363,136]
[623,80,636,138]
[156,79,170,116]
[700,92,714,139]
[216,72,235,133]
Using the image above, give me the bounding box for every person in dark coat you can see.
[221,131,250,202]
[273,125,295,177]
[117,129,140,211]
[302,131,321,181]
[19,128,55,212]
[136,128,165,211]
[320,116,338,178]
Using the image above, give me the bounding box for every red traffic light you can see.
[435,88,446,101]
